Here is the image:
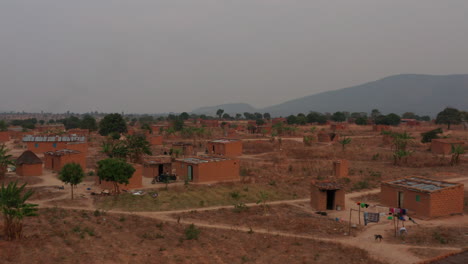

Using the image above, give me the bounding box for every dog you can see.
[374,234,383,242]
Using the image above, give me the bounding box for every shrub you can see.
[184,224,200,240]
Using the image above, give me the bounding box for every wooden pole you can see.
[348,208,352,236]
[358,206,361,225]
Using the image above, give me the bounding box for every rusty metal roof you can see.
[385,177,459,192]
[312,181,343,190]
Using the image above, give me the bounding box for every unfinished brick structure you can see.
[151,124,170,134]
[173,156,240,183]
[172,142,194,156]
[206,139,243,157]
[373,125,391,132]
[44,149,86,171]
[200,120,219,128]
[97,164,143,191]
[333,160,349,177]
[0,131,9,142]
[431,139,464,155]
[23,135,87,154]
[310,180,345,211]
[317,132,339,142]
[147,135,163,146]
[142,157,172,178]
[15,150,43,176]
[330,123,346,131]
[381,177,464,218]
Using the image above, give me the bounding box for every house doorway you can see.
[187,166,193,181]
[398,191,404,208]
[326,190,336,210]
[158,164,164,175]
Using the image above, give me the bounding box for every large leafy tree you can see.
[0,181,38,240]
[331,111,346,122]
[61,116,81,130]
[125,134,152,163]
[97,158,135,194]
[0,120,7,131]
[59,163,85,200]
[80,114,98,131]
[435,107,462,130]
[0,144,14,178]
[99,113,127,136]
[216,109,224,119]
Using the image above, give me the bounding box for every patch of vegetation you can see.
[184,224,200,240]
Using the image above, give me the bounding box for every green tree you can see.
[172,118,184,131]
[179,112,190,120]
[371,109,381,121]
[0,181,38,240]
[331,112,346,122]
[235,113,242,120]
[62,116,81,130]
[339,136,352,151]
[125,134,152,163]
[80,114,98,131]
[286,115,297,125]
[402,112,418,119]
[59,163,85,200]
[256,191,269,215]
[0,120,7,131]
[99,113,127,136]
[256,119,265,126]
[355,117,368,125]
[222,113,231,119]
[435,107,462,130]
[97,158,135,194]
[0,144,14,178]
[420,128,443,143]
[391,132,414,165]
[450,144,465,166]
[216,109,224,119]
[263,113,271,120]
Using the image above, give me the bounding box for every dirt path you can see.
[32,174,468,264]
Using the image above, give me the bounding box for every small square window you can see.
[34,143,39,148]
[416,195,420,202]
[53,143,57,148]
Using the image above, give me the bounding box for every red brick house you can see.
[381,177,464,218]
[0,131,9,142]
[206,139,243,157]
[23,135,87,154]
[333,160,349,177]
[147,135,163,146]
[44,149,86,171]
[15,150,43,176]
[431,139,464,155]
[173,156,240,183]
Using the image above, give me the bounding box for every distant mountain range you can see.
[192,74,468,117]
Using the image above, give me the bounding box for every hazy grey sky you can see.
[1,0,467,113]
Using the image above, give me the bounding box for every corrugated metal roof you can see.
[22,135,86,142]
[177,156,231,164]
[387,177,457,192]
[210,139,239,143]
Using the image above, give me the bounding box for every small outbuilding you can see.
[431,139,464,155]
[310,180,345,211]
[317,131,339,142]
[173,156,240,183]
[15,150,43,176]
[381,177,464,218]
[142,156,172,178]
[206,139,243,157]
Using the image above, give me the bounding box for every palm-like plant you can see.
[339,136,352,151]
[0,144,14,178]
[450,144,465,166]
[0,181,38,240]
